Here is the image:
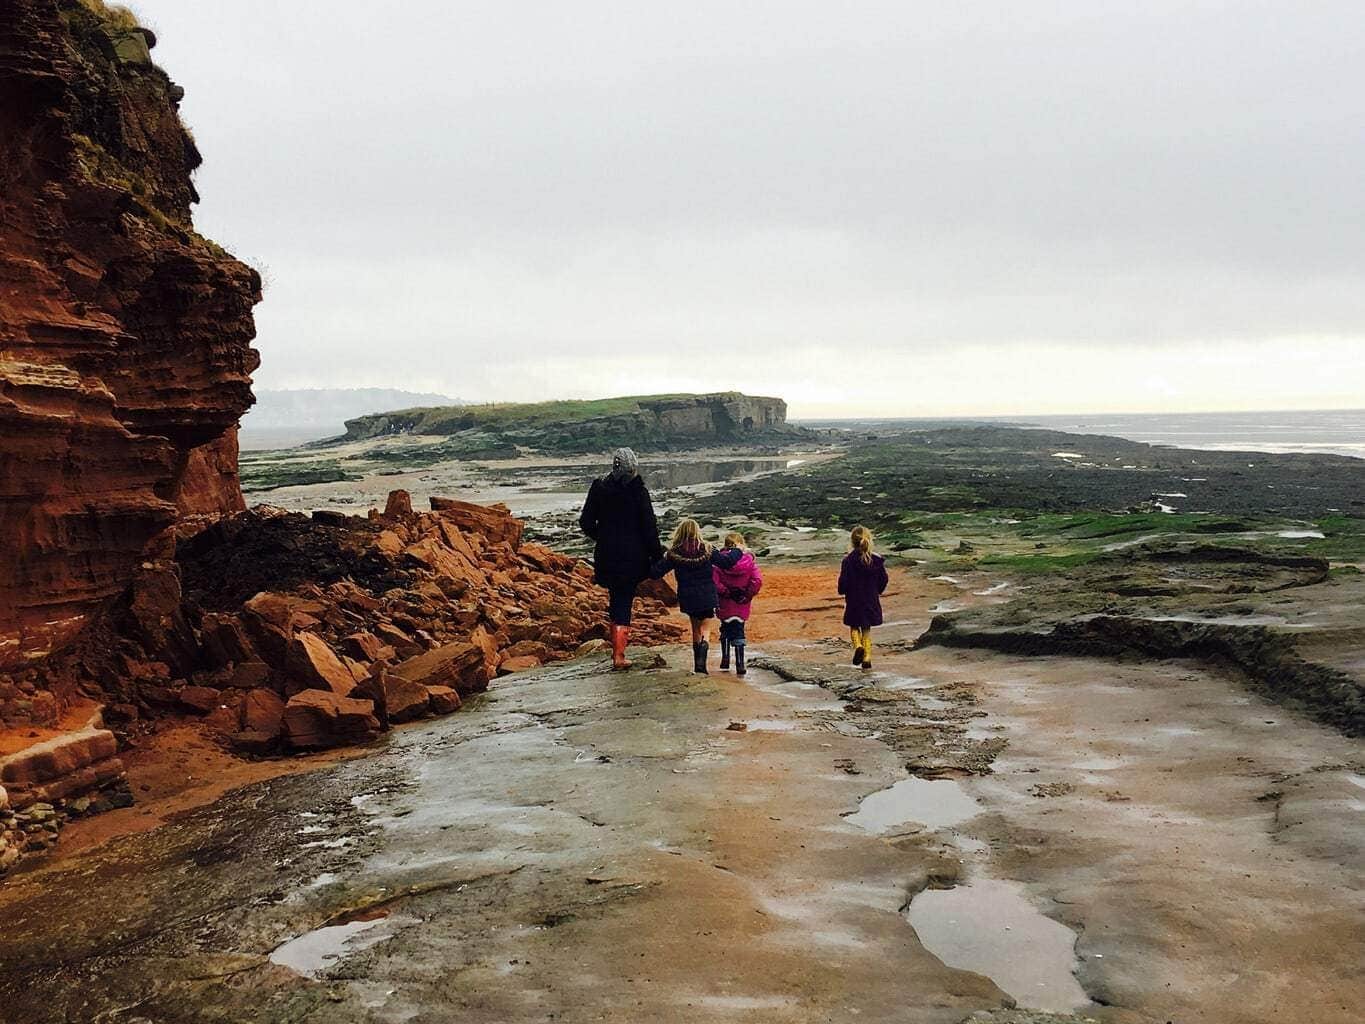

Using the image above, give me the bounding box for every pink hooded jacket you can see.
[713,549,762,621]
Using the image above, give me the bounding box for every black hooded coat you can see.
[579,474,664,589]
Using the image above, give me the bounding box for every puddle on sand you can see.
[269,910,417,978]
[301,837,353,850]
[643,459,791,489]
[845,777,980,833]
[743,669,841,705]
[907,878,1089,1013]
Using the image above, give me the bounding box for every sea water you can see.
[1018,409,1365,460]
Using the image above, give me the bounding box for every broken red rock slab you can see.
[426,686,462,715]
[0,726,118,788]
[282,691,381,750]
[285,633,357,698]
[428,496,524,548]
[240,688,285,735]
[391,642,489,697]
[0,723,125,810]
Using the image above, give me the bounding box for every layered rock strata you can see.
[0,0,260,669]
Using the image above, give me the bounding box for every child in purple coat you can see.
[712,531,762,676]
[838,525,888,670]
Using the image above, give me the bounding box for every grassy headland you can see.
[338,392,805,456]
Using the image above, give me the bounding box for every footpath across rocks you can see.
[0,491,683,876]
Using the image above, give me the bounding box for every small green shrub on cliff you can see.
[77,0,140,30]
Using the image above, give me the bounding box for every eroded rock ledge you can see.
[0,0,260,669]
[914,545,1364,736]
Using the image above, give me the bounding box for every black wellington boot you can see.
[692,641,709,674]
[734,642,746,677]
[719,636,730,671]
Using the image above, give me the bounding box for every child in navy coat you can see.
[652,518,742,674]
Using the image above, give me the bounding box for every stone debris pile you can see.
[0,492,683,873]
[10,492,682,759]
[163,492,684,753]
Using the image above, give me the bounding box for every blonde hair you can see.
[850,525,874,565]
[670,517,704,551]
[723,531,746,549]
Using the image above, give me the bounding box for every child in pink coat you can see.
[712,531,763,676]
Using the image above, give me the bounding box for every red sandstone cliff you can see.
[0,0,260,668]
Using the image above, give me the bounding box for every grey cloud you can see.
[142,1,1364,407]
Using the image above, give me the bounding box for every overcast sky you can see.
[142,1,1362,417]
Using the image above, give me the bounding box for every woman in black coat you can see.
[579,447,663,670]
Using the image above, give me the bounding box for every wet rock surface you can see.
[0,653,1018,1023]
[915,545,1365,735]
[4,601,1358,1022]
[752,653,1004,778]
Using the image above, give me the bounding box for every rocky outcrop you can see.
[0,0,260,670]
[173,428,247,517]
[15,493,685,758]
[341,392,802,453]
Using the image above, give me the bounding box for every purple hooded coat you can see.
[713,550,762,621]
[838,551,888,628]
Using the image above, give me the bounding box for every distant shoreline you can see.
[792,408,1365,460]
[238,427,337,451]
[241,407,1365,459]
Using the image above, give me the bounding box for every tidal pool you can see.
[845,777,980,833]
[269,912,417,978]
[906,878,1089,1013]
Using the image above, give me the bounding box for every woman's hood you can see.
[598,473,645,495]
